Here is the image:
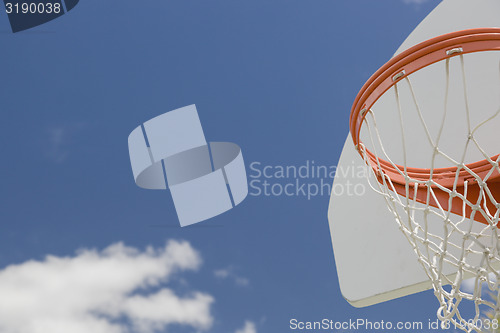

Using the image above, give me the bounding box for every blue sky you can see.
[0,0,459,332]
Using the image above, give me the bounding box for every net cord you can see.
[358,54,500,332]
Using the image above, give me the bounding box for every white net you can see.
[358,52,500,332]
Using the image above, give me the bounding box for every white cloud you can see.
[0,240,214,333]
[235,321,257,333]
[214,268,231,279]
[214,267,249,287]
[235,277,250,287]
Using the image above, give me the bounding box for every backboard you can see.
[328,0,500,307]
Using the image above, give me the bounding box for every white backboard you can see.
[328,0,500,307]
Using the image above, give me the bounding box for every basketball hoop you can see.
[351,28,500,332]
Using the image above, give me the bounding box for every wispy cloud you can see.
[235,321,257,333]
[402,0,430,4]
[214,267,250,287]
[0,240,214,333]
[44,123,85,163]
[45,127,69,163]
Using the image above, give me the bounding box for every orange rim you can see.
[350,28,500,224]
